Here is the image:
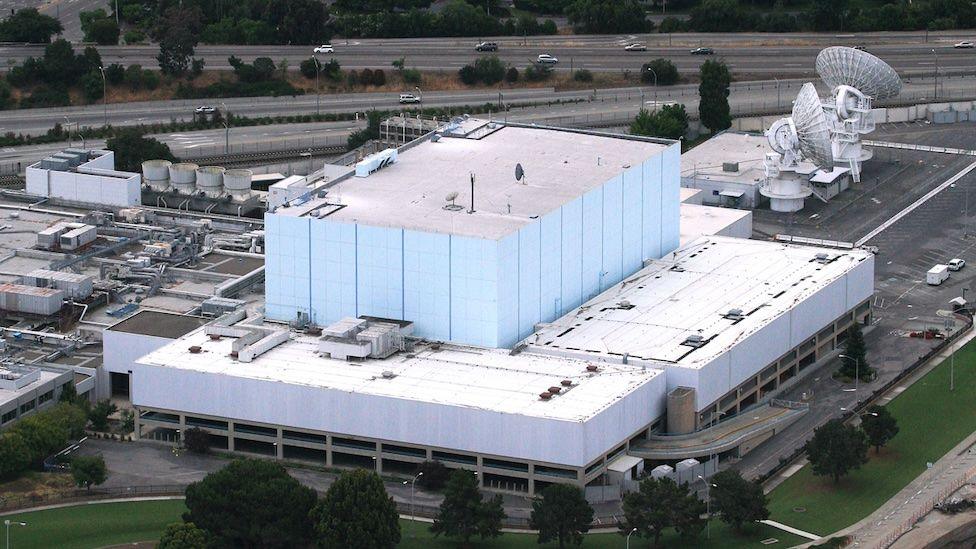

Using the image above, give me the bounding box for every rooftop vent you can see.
[548,386,562,394]
[814,252,832,264]
[208,334,222,341]
[381,370,396,379]
[723,308,745,321]
[723,161,740,173]
[561,379,573,387]
[539,391,553,401]
[617,300,635,310]
[586,364,599,373]
[681,334,706,348]
[188,345,202,354]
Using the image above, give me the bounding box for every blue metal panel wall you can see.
[310,219,358,325]
[539,211,562,323]
[356,225,404,321]
[403,230,451,341]
[642,149,664,260]
[559,198,583,313]
[496,234,519,347]
[621,166,644,276]
[601,175,623,291]
[517,224,541,340]
[264,214,311,321]
[660,143,682,254]
[450,235,499,347]
[580,188,603,302]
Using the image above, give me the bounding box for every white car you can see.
[537,54,558,64]
[949,258,966,271]
[398,93,421,104]
[313,44,334,54]
[954,41,975,49]
[194,105,216,115]
[624,43,647,52]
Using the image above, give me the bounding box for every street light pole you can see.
[415,86,423,113]
[626,527,638,549]
[314,56,321,116]
[99,66,107,126]
[932,48,939,99]
[410,471,423,519]
[645,67,658,110]
[220,102,229,154]
[840,353,859,395]
[6,519,27,549]
[774,76,781,109]
[698,475,713,539]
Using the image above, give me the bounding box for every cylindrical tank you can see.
[142,159,172,191]
[169,163,198,195]
[195,166,225,198]
[223,169,253,199]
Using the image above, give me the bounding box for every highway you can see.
[2,73,973,136]
[2,32,976,77]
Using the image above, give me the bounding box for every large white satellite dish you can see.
[815,46,902,100]
[792,83,834,168]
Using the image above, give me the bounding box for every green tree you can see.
[183,458,317,548]
[106,129,177,172]
[158,522,210,549]
[861,405,899,454]
[566,0,651,33]
[183,427,210,454]
[372,68,387,86]
[0,432,32,480]
[81,71,104,104]
[311,469,400,548]
[88,399,117,431]
[809,0,850,31]
[81,10,120,45]
[620,476,705,545]
[416,460,450,491]
[458,64,478,85]
[392,57,405,72]
[71,455,108,490]
[0,8,63,43]
[156,7,201,76]
[124,64,144,90]
[710,469,769,533]
[13,414,67,463]
[839,323,873,381]
[529,484,593,548]
[300,58,318,79]
[805,419,869,483]
[699,59,732,134]
[0,78,12,110]
[689,0,756,32]
[630,104,689,140]
[58,383,78,404]
[505,67,519,83]
[641,58,679,86]
[431,470,505,543]
[104,63,125,85]
[474,55,506,85]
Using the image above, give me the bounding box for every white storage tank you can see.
[142,159,172,191]
[195,166,225,198]
[169,163,198,195]
[223,169,252,199]
[0,283,65,315]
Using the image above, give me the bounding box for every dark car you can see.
[475,42,498,52]
[690,47,714,55]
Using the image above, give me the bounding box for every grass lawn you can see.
[767,337,976,536]
[2,499,187,549]
[3,498,803,549]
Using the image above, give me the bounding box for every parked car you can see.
[624,43,647,52]
[194,105,216,115]
[398,93,421,104]
[690,47,714,55]
[475,42,498,52]
[537,54,558,64]
[852,44,867,51]
[949,258,966,271]
[313,44,334,54]
[954,41,975,49]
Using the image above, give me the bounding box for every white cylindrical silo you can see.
[195,166,225,198]
[169,163,198,195]
[223,169,253,199]
[142,159,172,191]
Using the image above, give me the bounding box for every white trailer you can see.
[927,264,949,285]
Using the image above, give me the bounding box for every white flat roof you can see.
[529,236,873,369]
[680,132,817,188]
[277,120,671,240]
[0,369,62,405]
[679,203,752,246]
[138,328,663,423]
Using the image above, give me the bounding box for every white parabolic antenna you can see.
[815,46,902,182]
[760,83,833,213]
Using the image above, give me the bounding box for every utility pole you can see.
[314,56,321,116]
[932,48,939,99]
[220,102,229,154]
[99,66,107,126]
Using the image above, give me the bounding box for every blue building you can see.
[265,120,680,348]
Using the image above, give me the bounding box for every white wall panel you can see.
[560,198,583,312]
[642,152,663,260]
[496,234,519,347]
[601,175,623,290]
[727,313,791,393]
[518,225,541,339]
[101,330,170,399]
[403,230,451,341]
[789,275,847,345]
[846,256,875,307]
[539,211,562,322]
[356,225,404,321]
[621,166,644,276]
[581,188,603,302]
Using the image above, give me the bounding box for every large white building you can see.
[26,149,141,207]
[108,120,876,497]
[265,120,681,348]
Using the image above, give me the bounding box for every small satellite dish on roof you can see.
[515,163,526,185]
[443,191,463,211]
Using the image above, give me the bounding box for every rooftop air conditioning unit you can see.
[723,308,745,321]
[682,334,706,348]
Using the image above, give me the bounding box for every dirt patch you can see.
[0,472,74,498]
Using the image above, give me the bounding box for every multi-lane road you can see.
[2,31,976,77]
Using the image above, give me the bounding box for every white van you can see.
[927,264,949,285]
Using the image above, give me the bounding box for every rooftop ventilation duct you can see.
[681,334,706,348]
[318,317,411,360]
[723,308,745,321]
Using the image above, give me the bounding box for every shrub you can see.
[346,69,359,87]
[300,58,318,79]
[88,399,117,431]
[124,64,143,90]
[183,427,210,454]
[523,63,552,82]
[402,68,422,85]
[123,29,145,44]
[505,67,519,83]
[474,55,505,85]
[360,68,374,86]
[416,460,451,491]
[573,68,593,82]
[81,71,104,103]
[104,63,124,85]
[141,70,159,90]
[458,64,478,85]
[641,58,679,85]
[372,68,386,86]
